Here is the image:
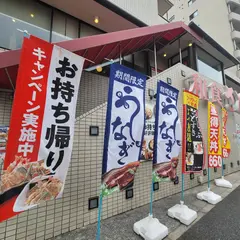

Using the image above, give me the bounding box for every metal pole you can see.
[221,108,225,178]
[181,173,184,203]
[208,166,210,190]
[154,38,158,76]
[150,181,153,216]
[149,36,158,217]
[96,193,103,240]
[120,44,122,65]
[5,68,15,91]
[179,39,182,64]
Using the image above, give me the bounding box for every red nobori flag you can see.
[0,36,84,222]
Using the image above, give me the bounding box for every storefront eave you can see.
[0,21,202,90]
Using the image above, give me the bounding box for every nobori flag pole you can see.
[215,108,232,188]
[96,44,124,240]
[149,38,158,216]
[96,193,103,240]
[133,37,168,240]
[167,87,197,226]
[197,101,222,204]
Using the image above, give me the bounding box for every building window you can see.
[169,15,175,22]
[0,0,104,50]
[196,47,224,84]
[51,9,79,43]
[170,49,190,67]
[189,10,198,21]
[0,0,51,49]
[80,23,102,37]
[188,0,196,6]
[225,76,240,92]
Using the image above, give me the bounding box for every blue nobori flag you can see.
[102,63,146,196]
[153,81,182,183]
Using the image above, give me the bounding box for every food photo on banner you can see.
[0,126,9,170]
[222,108,231,158]
[141,101,155,161]
[101,63,146,197]
[153,81,181,184]
[0,126,9,151]
[0,35,85,222]
[182,90,205,173]
[208,102,222,168]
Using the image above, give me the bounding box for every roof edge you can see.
[94,0,148,27]
[189,21,240,68]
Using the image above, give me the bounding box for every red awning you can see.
[0,21,202,90]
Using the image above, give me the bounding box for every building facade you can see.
[166,0,240,79]
[1,1,240,240]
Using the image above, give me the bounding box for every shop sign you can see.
[101,63,146,197]
[184,74,240,113]
[153,81,181,183]
[141,101,155,161]
[208,102,222,168]
[222,108,231,158]
[0,36,84,222]
[182,90,205,173]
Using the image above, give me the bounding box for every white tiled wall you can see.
[0,64,240,240]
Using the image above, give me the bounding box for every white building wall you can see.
[106,0,168,25]
[168,0,238,79]
[1,64,240,240]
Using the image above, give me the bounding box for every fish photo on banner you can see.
[153,80,181,184]
[101,63,147,197]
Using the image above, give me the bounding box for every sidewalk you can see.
[52,171,240,240]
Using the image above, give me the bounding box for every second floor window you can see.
[188,0,196,6]
[169,15,175,22]
[189,10,198,21]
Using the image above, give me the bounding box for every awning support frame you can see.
[5,68,14,91]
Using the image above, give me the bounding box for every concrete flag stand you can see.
[168,174,197,225]
[197,168,222,204]
[215,160,232,188]
[215,177,232,188]
[133,39,168,240]
[134,183,168,240]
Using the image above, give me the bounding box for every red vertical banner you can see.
[0,36,85,222]
[208,102,222,168]
[0,36,53,222]
[4,36,53,168]
[222,108,231,158]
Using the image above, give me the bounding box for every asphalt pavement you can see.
[178,185,240,240]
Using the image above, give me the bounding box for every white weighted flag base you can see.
[167,201,197,226]
[215,177,232,188]
[133,215,168,240]
[197,188,222,204]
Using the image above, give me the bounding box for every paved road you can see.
[178,186,240,240]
